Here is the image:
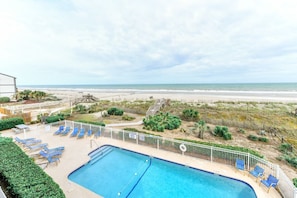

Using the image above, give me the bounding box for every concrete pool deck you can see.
[2,124,282,198]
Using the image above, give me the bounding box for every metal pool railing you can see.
[52,120,297,198]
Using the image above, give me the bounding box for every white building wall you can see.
[0,73,16,98]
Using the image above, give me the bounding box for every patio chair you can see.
[54,126,64,135]
[47,156,60,165]
[94,130,101,138]
[235,159,245,172]
[12,128,22,134]
[23,139,42,146]
[249,165,264,181]
[87,129,92,137]
[260,174,279,192]
[25,143,48,152]
[70,127,79,137]
[15,137,36,144]
[43,146,65,153]
[77,128,85,139]
[61,126,71,136]
[39,150,62,159]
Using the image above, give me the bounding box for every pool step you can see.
[89,146,110,158]
[90,147,113,165]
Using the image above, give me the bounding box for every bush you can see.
[0,97,10,103]
[237,128,246,133]
[182,109,199,121]
[143,112,181,132]
[107,107,124,116]
[45,114,65,123]
[248,135,258,141]
[279,143,293,153]
[213,126,232,140]
[293,178,297,187]
[122,114,135,121]
[258,137,268,142]
[247,135,269,143]
[0,117,24,131]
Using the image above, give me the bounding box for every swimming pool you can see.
[68,145,257,198]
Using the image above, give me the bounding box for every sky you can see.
[1,0,297,85]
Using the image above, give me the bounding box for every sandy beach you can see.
[42,89,297,103]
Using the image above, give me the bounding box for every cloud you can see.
[1,0,297,84]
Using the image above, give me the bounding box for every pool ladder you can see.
[90,138,99,149]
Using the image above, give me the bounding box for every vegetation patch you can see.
[107,107,124,116]
[0,97,10,103]
[45,114,65,123]
[122,114,135,121]
[182,109,199,121]
[76,120,105,126]
[213,126,232,140]
[123,128,162,136]
[293,178,297,188]
[143,112,181,132]
[278,143,297,169]
[0,117,24,131]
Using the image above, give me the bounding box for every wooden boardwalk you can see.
[146,98,167,117]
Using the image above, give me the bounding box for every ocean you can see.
[18,83,297,92]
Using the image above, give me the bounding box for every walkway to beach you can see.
[2,124,282,198]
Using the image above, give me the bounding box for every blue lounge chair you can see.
[235,159,245,172]
[23,139,42,146]
[94,130,101,138]
[70,127,79,137]
[39,150,62,158]
[54,126,64,135]
[87,129,92,137]
[260,174,279,192]
[43,146,65,153]
[249,165,264,180]
[47,156,60,165]
[77,128,85,138]
[61,126,71,136]
[15,137,36,144]
[25,143,48,152]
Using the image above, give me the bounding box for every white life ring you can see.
[179,144,187,152]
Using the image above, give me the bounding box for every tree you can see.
[196,120,206,139]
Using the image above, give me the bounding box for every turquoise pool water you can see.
[68,145,257,198]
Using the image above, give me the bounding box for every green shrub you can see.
[293,178,297,187]
[258,137,268,142]
[238,128,246,133]
[0,97,10,103]
[0,117,24,131]
[143,112,181,132]
[279,143,293,153]
[248,135,258,141]
[45,114,65,123]
[213,126,232,140]
[122,114,135,121]
[0,137,65,197]
[107,107,124,116]
[182,109,199,121]
[284,155,297,168]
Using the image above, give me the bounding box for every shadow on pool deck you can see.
[2,124,282,198]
